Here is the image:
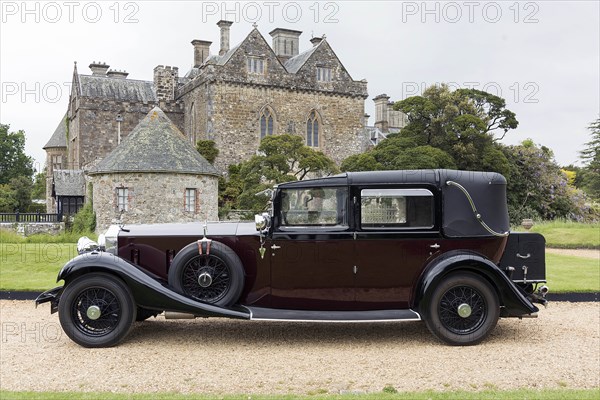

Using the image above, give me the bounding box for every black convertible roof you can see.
[279,169,506,188]
[279,170,509,238]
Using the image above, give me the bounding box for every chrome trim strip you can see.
[249,317,422,323]
[247,309,421,323]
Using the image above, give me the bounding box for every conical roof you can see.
[90,107,218,176]
[43,113,67,149]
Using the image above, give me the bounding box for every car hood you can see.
[116,221,258,238]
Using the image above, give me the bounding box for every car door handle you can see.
[271,244,281,250]
[430,243,441,249]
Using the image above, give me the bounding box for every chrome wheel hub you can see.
[198,272,213,288]
[86,305,101,320]
[457,303,472,318]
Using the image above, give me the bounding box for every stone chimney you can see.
[89,62,110,76]
[153,65,179,102]
[217,20,233,56]
[191,40,212,67]
[106,69,129,79]
[373,94,390,133]
[310,36,323,47]
[269,28,302,63]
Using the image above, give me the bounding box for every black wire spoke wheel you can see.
[168,241,245,307]
[58,273,136,348]
[181,255,231,303]
[425,272,500,346]
[438,285,486,335]
[71,287,122,336]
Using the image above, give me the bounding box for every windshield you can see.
[278,187,348,227]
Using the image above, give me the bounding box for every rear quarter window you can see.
[360,188,434,229]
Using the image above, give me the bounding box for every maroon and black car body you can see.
[36,169,548,347]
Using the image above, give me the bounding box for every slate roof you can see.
[284,42,321,73]
[206,42,243,66]
[90,107,219,176]
[43,113,67,149]
[78,75,157,103]
[53,170,86,197]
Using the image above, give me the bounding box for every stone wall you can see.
[67,98,184,170]
[177,30,368,172]
[0,222,65,236]
[208,82,366,171]
[91,172,218,232]
[154,65,179,102]
[45,147,67,213]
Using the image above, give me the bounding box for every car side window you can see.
[279,187,348,228]
[361,188,434,229]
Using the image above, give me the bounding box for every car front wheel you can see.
[58,273,136,348]
[425,272,500,346]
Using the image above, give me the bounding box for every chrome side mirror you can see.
[255,213,271,232]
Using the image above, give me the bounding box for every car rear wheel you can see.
[425,272,499,346]
[58,273,136,348]
[168,241,244,307]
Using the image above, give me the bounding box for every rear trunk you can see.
[499,232,546,284]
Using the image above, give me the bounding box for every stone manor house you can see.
[43,21,406,230]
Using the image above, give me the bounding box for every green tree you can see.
[31,170,47,200]
[72,184,96,233]
[578,119,600,201]
[393,145,457,170]
[341,153,381,172]
[392,84,515,174]
[502,139,593,223]
[196,140,219,164]
[0,124,34,185]
[9,176,32,212]
[0,184,17,212]
[220,135,339,214]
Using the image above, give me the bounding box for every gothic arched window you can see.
[260,107,275,139]
[306,110,320,147]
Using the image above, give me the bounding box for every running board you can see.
[245,307,421,322]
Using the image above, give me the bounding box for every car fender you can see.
[414,250,539,317]
[57,251,250,319]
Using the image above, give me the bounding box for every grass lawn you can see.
[546,253,599,293]
[0,243,75,291]
[515,221,600,249]
[1,389,599,400]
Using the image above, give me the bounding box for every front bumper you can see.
[35,286,62,314]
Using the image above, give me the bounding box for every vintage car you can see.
[36,169,548,347]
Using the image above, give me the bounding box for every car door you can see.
[269,186,356,311]
[353,186,443,309]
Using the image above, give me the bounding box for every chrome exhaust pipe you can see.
[164,311,197,319]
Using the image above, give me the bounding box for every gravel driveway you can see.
[1,300,598,395]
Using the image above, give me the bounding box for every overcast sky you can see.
[1,0,598,172]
